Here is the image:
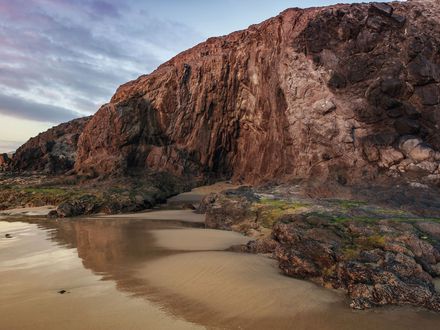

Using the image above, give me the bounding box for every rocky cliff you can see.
[12,1,440,187]
[12,117,91,173]
[71,0,440,185]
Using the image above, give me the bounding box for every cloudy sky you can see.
[0,0,366,152]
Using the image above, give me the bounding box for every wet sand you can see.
[150,228,250,251]
[0,221,201,330]
[99,209,205,222]
[1,208,440,329]
[138,231,440,330]
[0,205,56,216]
[139,251,340,327]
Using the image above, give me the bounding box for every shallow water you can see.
[1,211,440,330]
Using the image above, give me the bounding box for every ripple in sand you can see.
[150,228,251,251]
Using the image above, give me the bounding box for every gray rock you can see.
[370,3,393,16]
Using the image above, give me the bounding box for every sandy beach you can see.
[99,209,205,222]
[1,209,440,329]
[0,205,56,216]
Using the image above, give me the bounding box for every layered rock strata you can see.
[70,1,440,186]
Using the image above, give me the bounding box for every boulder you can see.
[379,148,404,167]
[312,99,336,115]
[370,3,393,16]
[380,78,403,97]
[408,55,440,86]
[399,137,423,156]
[202,186,440,312]
[416,161,438,173]
[403,103,421,119]
[56,197,100,218]
[416,84,440,106]
[409,143,435,162]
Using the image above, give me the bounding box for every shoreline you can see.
[2,208,440,329]
[2,180,440,314]
[0,205,57,217]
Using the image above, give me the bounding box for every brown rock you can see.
[416,222,440,240]
[12,117,91,173]
[0,153,11,171]
[409,143,435,162]
[9,1,440,186]
[312,99,336,115]
[203,188,258,231]
[380,78,403,97]
[202,187,440,312]
[394,118,420,135]
[71,1,440,184]
[399,137,422,156]
[416,161,438,173]
[370,3,393,16]
[379,148,404,168]
[408,55,440,86]
[415,84,440,106]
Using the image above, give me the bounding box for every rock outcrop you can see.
[67,0,440,186]
[8,1,440,187]
[0,153,11,171]
[272,216,440,311]
[12,117,91,173]
[201,186,440,311]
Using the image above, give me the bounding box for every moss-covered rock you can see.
[201,185,440,312]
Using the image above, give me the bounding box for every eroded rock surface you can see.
[12,117,91,173]
[273,216,440,311]
[0,153,11,171]
[202,186,440,311]
[5,1,440,189]
[66,1,440,186]
[0,172,192,216]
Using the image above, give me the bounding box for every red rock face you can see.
[0,153,10,171]
[16,1,440,185]
[12,117,91,173]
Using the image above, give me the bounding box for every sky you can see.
[0,0,368,152]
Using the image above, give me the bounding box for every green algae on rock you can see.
[201,186,440,312]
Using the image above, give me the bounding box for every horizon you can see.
[0,0,373,152]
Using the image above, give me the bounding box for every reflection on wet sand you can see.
[98,209,205,222]
[1,210,440,330]
[0,220,202,330]
[140,251,342,329]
